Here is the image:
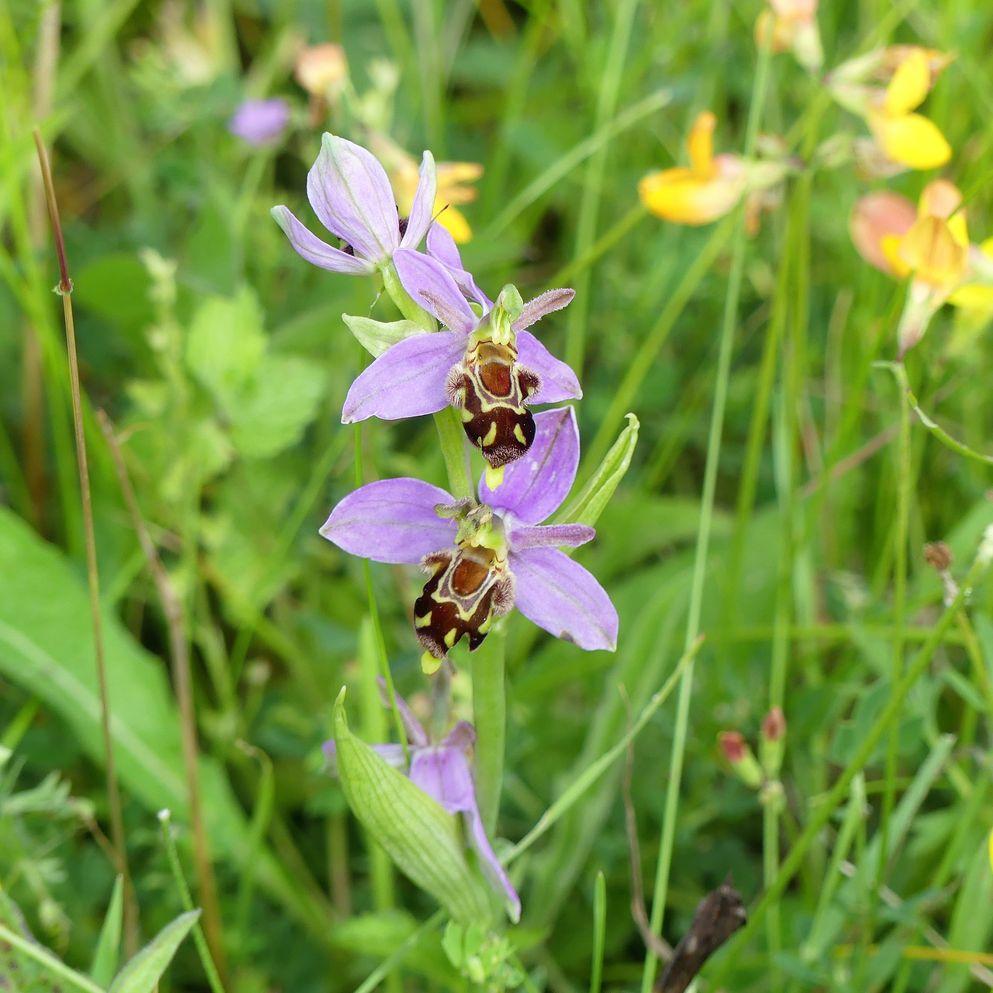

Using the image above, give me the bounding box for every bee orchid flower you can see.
[320,408,618,671]
[271,134,437,275]
[342,242,581,484]
[325,690,521,922]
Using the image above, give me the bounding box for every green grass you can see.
[2,1,993,991]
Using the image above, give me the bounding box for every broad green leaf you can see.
[229,355,324,458]
[0,509,320,939]
[343,315,425,357]
[333,689,494,924]
[89,875,124,986]
[553,413,639,528]
[938,840,993,993]
[108,909,199,993]
[186,287,266,403]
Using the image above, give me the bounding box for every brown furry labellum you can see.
[414,543,514,660]
[447,338,540,468]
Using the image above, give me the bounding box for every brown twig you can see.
[96,410,229,983]
[32,130,139,953]
[655,879,747,993]
[620,686,674,963]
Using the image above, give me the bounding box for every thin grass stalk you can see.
[564,0,640,373]
[158,812,227,993]
[32,130,138,954]
[96,410,229,981]
[638,39,773,993]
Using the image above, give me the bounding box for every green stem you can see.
[159,813,227,993]
[638,40,773,993]
[434,407,474,501]
[472,624,507,835]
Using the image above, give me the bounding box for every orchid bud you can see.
[760,706,787,776]
[718,731,763,789]
[331,689,496,924]
[294,43,348,98]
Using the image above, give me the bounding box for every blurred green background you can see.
[2,1,993,991]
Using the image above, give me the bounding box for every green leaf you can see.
[333,688,494,924]
[553,413,639,527]
[186,287,266,404]
[108,910,199,993]
[343,315,425,357]
[0,509,323,941]
[89,875,124,986]
[228,355,325,458]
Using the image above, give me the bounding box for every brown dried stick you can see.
[96,410,229,981]
[32,130,139,952]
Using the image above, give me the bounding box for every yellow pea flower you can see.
[638,112,748,225]
[868,50,951,170]
[829,46,953,173]
[850,180,993,353]
[372,133,482,243]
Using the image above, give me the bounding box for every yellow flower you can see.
[899,179,968,288]
[372,134,482,243]
[638,112,747,225]
[868,49,951,170]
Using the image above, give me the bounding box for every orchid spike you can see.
[325,689,521,923]
[342,239,581,471]
[270,134,437,276]
[320,408,617,665]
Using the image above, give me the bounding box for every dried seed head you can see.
[924,541,954,572]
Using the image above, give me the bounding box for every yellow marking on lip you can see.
[481,422,498,447]
[513,423,527,444]
[444,628,458,648]
[415,612,432,628]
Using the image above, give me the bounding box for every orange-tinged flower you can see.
[850,180,993,353]
[295,43,348,98]
[850,191,917,276]
[756,0,822,70]
[639,112,748,226]
[371,134,482,243]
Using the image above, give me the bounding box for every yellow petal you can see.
[900,216,967,287]
[639,168,741,225]
[435,202,473,243]
[919,179,968,246]
[949,283,993,312]
[979,236,993,257]
[884,49,931,115]
[687,111,717,178]
[881,234,912,279]
[872,112,951,170]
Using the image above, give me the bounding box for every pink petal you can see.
[319,478,457,564]
[480,407,580,524]
[393,249,477,335]
[516,331,582,404]
[341,331,466,423]
[510,546,618,652]
[271,206,375,275]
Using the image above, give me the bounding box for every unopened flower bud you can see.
[760,707,787,776]
[718,732,763,788]
[762,706,786,742]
